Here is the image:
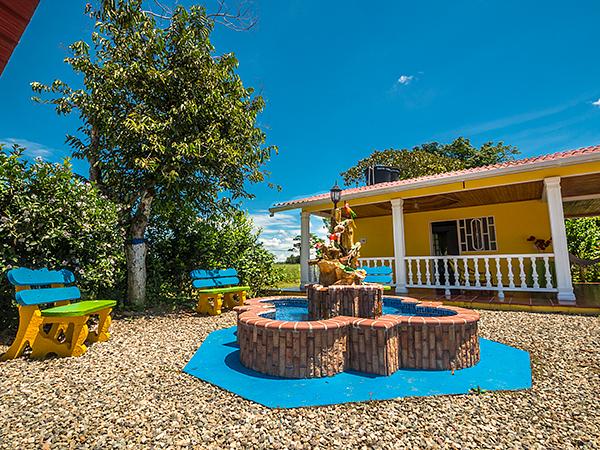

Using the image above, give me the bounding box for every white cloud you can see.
[593,98,600,108]
[1,138,58,159]
[397,75,414,85]
[249,210,328,262]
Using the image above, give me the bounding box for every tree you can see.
[32,1,275,306]
[146,208,281,300]
[0,145,124,328]
[285,254,300,264]
[288,233,324,255]
[341,137,519,186]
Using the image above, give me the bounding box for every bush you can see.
[566,217,600,282]
[0,146,281,320]
[146,210,281,304]
[0,146,125,328]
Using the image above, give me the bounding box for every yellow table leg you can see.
[87,308,113,343]
[1,306,43,361]
[224,290,247,308]
[196,293,224,315]
[29,317,89,358]
[207,294,223,316]
[196,294,209,314]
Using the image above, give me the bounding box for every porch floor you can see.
[267,284,600,315]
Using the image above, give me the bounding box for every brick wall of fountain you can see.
[235,290,480,378]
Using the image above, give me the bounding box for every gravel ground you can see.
[0,309,599,449]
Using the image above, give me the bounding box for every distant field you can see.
[274,263,300,288]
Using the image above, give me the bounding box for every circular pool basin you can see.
[272,297,458,321]
[235,296,479,378]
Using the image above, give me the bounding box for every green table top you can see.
[198,286,249,294]
[41,300,117,317]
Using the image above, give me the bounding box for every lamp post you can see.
[330,182,342,210]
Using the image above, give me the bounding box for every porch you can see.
[290,165,600,309]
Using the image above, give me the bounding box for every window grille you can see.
[458,217,497,252]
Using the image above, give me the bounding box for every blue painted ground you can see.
[183,327,532,409]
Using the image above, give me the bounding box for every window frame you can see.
[428,216,498,256]
[457,216,497,253]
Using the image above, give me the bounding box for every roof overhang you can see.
[269,148,600,214]
[0,0,40,75]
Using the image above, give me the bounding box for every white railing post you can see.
[544,177,576,304]
[494,257,504,299]
[484,258,492,288]
[507,257,515,289]
[300,211,311,288]
[391,199,408,294]
[443,259,451,298]
[543,255,553,290]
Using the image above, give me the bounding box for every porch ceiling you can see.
[563,199,600,217]
[314,172,600,218]
[317,180,544,217]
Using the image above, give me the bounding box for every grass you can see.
[274,263,300,288]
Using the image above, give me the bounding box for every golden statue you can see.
[310,201,366,286]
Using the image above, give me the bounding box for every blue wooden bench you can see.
[361,266,393,291]
[2,268,116,360]
[190,268,249,316]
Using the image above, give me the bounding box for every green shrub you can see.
[0,146,125,328]
[146,210,281,304]
[566,217,600,282]
[0,145,281,319]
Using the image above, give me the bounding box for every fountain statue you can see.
[306,201,382,320]
[309,201,367,286]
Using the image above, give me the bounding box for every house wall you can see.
[355,199,552,257]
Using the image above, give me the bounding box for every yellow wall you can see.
[355,199,552,257]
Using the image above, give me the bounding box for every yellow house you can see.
[269,145,600,307]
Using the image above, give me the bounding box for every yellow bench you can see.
[190,269,249,316]
[2,268,116,360]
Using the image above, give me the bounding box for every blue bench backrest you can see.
[7,268,81,306]
[361,266,393,285]
[190,268,241,289]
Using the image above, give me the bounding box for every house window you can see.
[458,217,497,252]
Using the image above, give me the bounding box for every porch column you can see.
[300,211,311,288]
[391,198,408,294]
[544,177,576,304]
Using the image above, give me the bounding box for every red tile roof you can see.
[0,0,39,75]
[271,145,600,211]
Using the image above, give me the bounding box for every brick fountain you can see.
[236,202,480,378]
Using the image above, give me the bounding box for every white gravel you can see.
[0,309,599,449]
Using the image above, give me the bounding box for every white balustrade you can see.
[403,254,557,295]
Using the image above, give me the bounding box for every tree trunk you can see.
[126,190,153,308]
[126,240,147,307]
[89,126,102,185]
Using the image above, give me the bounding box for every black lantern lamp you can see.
[330,181,342,209]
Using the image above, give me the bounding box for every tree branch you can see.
[207,0,257,31]
[142,0,257,32]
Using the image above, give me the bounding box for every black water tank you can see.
[364,165,401,185]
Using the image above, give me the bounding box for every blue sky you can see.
[1,0,600,260]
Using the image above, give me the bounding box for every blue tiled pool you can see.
[268,297,457,321]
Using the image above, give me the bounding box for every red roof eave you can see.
[0,0,40,75]
[269,145,600,213]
